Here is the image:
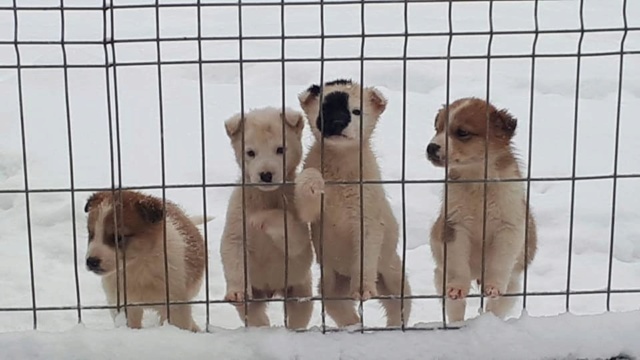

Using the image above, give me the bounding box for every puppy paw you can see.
[224,290,247,305]
[350,283,378,301]
[295,168,325,199]
[484,284,502,298]
[446,286,469,300]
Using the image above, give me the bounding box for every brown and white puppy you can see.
[220,107,314,329]
[295,79,412,328]
[84,190,206,332]
[426,97,538,323]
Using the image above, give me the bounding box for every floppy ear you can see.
[224,113,243,139]
[135,196,164,224]
[84,192,105,213]
[281,109,305,135]
[492,108,517,138]
[367,87,387,114]
[298,84,321,109]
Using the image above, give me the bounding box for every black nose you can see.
[86,257,101,270]
[259,172,273,183]
[427,143,441,157]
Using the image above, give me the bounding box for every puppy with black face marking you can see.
[426,97,538,323]
[295,79,412,328]
[84,190,207,332]
[220,107,314,329]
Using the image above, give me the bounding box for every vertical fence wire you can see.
[154,0,172,323]
[59,0,82,323]
[606,0,628,312]
[237,0,249,328]
[195,0,211,330]
[12,0,38,330]
[107,0,128,320]
[102,0,124,324]
[280,0,291,328]
[318,0,327,334]
[399,0,409,331]
[357,0,366,332]
[441,0,454,329]
[566,0,586,312]
[479,0,495,313]
[523,0,540,311]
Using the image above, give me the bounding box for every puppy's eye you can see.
[351,109,361,116]
[114,235,129,248]
[246,150,256,158]
[276,146,284,155]
[455,129,471,138]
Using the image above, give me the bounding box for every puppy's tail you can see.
[189,215,215,226]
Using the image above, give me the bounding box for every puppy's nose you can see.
[259,172,273,183]
[427,143,441,157]
[86,257,101,270]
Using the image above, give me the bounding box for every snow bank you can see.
[0,311,638,360]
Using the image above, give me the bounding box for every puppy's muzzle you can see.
[426,143,441,161]
[86,256,103,274]
[317,111,351,138]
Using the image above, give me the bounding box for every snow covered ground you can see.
[1,0,639,358]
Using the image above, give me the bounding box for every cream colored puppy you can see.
[426,97,538,323]
[295,79,412,327]
[84,190,205,332]
[220,107,314,329]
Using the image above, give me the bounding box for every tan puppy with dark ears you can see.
[84,190,205,332]
[426,97,538,323]
[220,107,314,329]
[295,79,412,328]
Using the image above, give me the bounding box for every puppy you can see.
[84,190,205,332]
[220,107,314,329]
[295,79,412,327]
[426,97,538,323]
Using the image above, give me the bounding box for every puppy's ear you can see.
[135,196,164,224]
[84,192,105,213]
[492,108,517,138]
[281,109,305,135]
[367,87,387,114]
[298,84,321,109]
[224,113,244,139]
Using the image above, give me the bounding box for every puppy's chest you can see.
[445,182,524,228]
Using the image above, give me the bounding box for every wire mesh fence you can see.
[0,0,639,334]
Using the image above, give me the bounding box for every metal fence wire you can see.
[0,0,638,334]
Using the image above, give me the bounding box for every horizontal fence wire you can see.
[0,0,637,334]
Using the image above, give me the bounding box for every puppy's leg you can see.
[377,254,412,327]
[285,278,313,330]
[350,227,383,300]
[221,231,249,304]
[294,168,324,223]
[166,304,200,332]
[233,289,270,327]
[434,267,466,323]
[321,271,360,327]
[486,274,520,319]
[483,227,523,297]
[249,209,311,257]
[125,306,143,329]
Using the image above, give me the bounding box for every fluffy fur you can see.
[220,107,314,329]
[295,79,412,327]
[84,190,206,332]
[426,97,538,323]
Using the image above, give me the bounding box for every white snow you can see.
[1,0,639,358]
